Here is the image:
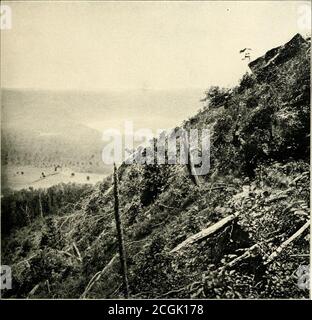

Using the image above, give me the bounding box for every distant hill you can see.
[1,88,204,173]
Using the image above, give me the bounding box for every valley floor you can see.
[1,165,106,192]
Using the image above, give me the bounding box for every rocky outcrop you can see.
[249,33,309,81]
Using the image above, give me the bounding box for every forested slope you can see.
[2,33,310,299]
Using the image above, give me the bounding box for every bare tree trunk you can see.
[25,204,31,224]
[38,192,43,219]
[113,163,129,298]
[184,138,200,186]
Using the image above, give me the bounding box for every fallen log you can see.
[265,188,292,204]
[221,234,285,270]
[264,221,310,266]
[221,243,259,270]
[170,213,238,253]
[289,171,309,185]
[27,283,40,298]
[73,242,82,262]
[80,253,118,299]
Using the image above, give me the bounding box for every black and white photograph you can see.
[0,0,311,301]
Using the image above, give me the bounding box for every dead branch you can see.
[155,281,201,298]
[170,213,238,253]
[289,171,309,185]
[131,291,153,298]
[265,188,292,204]
[72,242,82,262]
[158,203,175,210]
[39,192,43,219]
[109,283,123,298]
[290,254,309,257]
[155,286,188,298]
[15,254,38,267]
[46,280,51,294]
[264,221,310,265]
[80,253,118,299]
[221,234,286,270]
[57,250,76,259]
[27,283,40,298]
[223,243,260,270]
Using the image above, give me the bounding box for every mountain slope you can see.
[2,33,310,299]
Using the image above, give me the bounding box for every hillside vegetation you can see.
[1,34,310,299]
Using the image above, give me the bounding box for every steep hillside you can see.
[2,34,310,299]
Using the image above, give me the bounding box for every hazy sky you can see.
[1,1,310,90]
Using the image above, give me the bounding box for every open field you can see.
[1,165,106,191]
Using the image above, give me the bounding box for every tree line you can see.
[1,183,93,235]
